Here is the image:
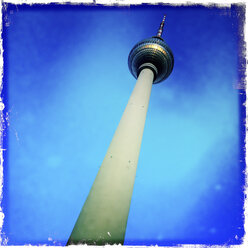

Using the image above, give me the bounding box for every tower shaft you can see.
[67,68,154,245]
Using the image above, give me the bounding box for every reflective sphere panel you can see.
[128,37,174,84]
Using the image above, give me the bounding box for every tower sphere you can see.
[128,36,174,84]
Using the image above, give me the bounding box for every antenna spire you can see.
[156,15,166,38]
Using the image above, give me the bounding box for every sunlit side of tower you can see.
[67,15,174,246]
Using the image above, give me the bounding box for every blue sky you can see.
[1,3,245,246]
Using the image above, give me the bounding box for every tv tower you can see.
[67,15,174,246]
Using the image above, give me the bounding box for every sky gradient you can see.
[1,3,246,246]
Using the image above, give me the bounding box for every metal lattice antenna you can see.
[157,15,166,37]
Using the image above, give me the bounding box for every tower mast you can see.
[156,15,166,38]
[67,15,174,245]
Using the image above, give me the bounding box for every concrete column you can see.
[67,68,154,245]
